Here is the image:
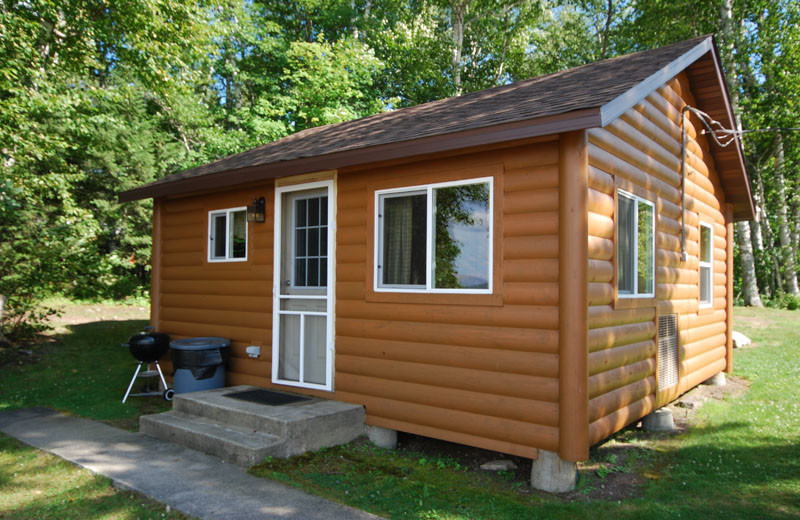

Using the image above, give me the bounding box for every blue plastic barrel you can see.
[170,337,230,394]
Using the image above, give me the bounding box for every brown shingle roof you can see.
[119,35,752,219]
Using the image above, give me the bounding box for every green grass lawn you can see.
[0,300,170,430]
[0,301,184,519]
[0,433,188,519]
[249,306,800,519]
[1,303,798,519]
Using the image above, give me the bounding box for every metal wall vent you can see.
[658,314,679,389]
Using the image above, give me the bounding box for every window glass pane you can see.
[701,266,712,304]
[320,258,327,287]
[307,258,319,287]
[295,229,306,256]
[320,196,328,225]
[296,199,307,227]
[617,196,635,294]
[230,210,247,258]
[701,225,712,263]
[308,197,319,226]
[212,214,226,258]
[308,228,319,256]
[381,193,427,286]
[294,259,306,286]
[637,201,654,295]
[433,183,490,289]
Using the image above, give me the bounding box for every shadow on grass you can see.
[0,319,170,425]
[251,420,800,520]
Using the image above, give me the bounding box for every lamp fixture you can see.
[246,197,266,222]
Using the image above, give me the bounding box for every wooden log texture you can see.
[585,71,732,441]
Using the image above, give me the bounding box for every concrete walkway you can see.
[0,408,379,520]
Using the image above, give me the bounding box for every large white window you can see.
[699,222,713,307]
[375,177,493,293]
[617,190,654,297]
[208,207,247,262]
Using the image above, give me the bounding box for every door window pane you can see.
[293,196,327,288]
[278,315,301,382]
[303,315,327,385]
[433,183,490,289]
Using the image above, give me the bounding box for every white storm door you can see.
[272,180,334,391]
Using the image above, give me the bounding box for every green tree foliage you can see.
[2,0,799,342]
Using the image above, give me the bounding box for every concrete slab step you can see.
[140,386,366,467]
[140,411,286,467]
[172,386,365,450]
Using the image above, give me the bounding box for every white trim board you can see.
[600,38,713,127]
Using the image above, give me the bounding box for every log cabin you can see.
[120,35,754,487]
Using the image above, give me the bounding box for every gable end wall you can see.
[586,72,730,444]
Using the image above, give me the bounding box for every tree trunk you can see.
[773,134,800,295]
[0,294,10,347]
[720,0,763,305]
[599,0,614,59]
[736,222,763,306]
[449,1,465,96]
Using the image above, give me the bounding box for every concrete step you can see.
[172,386,365,450]
[140,386,366,467]
[140,410,286,467]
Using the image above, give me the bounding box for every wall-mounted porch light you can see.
[246,197,266,222]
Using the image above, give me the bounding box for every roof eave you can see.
[118,108,602,202]
[598,35,754,222]
[599,37,714,126]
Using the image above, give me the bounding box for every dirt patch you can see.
[394,375,750,503]
[397,432,533,483]
[668,375,750,431]
[732,314,773,329]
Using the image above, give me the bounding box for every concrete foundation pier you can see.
[703,372,727,386]
[530,450,577,493]
[365,425,397,449]
[641,407,675,432]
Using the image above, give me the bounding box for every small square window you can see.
[617,190,654,298]
[209,207,248,262]
[699,223,713,307]
[376,178,493,293]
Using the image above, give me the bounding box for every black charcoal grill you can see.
[122,327,174,402]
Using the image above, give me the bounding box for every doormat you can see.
[223,388,313,406]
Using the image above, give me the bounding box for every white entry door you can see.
[272,180,334,391]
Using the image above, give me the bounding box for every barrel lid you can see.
[170,337,231,351]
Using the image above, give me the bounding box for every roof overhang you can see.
[119,36,754,222]
[597,36,754,221]
[118,108,601,202]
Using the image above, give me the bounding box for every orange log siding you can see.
[150,72,733,461]
[153,140,562,460]
[586,72,729,445]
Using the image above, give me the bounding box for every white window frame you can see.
[374,177,493,294]
[207,207,248,263]
[617,189,655,298]
[699,221,714,308]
